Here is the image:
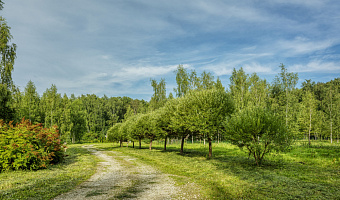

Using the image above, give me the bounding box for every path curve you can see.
[53,145,188,200]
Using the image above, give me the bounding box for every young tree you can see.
[225,107,292,166]
[186,89,234,158]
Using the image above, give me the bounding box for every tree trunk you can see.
[208,137,212,158]
[139,138,141,149]
[164,136,167,151]
[120,140,122,147]
[149,138,153,151]
[180,136,185,154]
[133,141,134,148]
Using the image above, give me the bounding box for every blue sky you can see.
[2,0,340,100]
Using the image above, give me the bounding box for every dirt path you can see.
[53,145,193,200]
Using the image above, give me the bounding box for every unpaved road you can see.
[54,145,199,200]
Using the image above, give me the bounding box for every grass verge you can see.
[94,141,340,199]
[0,144,98,200]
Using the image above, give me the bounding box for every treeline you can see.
[2,82,149,143]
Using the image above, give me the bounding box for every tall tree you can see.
[229,67,250,110]
[22,80,40,123]
[150,78,166,110]
[0,1,16,122]
[0,2,16,88]
[249,73,269,108]
[272,64,299,126]
[174,64,190,97]
[41,84,61,128]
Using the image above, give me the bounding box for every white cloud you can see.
[289,60,340,73]
[277,37,334,55]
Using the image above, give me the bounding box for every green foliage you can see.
[0,83,14,122]
[0,118,65,171]
[225,107,293,165]
[150,78,167,110]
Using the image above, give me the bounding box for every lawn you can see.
[96,140,340,199]
[0,144,98,200]
[1,141,339,199]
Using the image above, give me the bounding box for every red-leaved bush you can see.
[0,118,65,171]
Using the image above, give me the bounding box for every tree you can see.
[229,67,250,110]
[249,73,269,108]
[186,89,234,158]
[174,64,190,97]
[41,84,61,128]
[69,99,86,143]
[22,80,41,123]
[300,90,317,145]
[272,64,299,126]
[0,3,17,88]
[150,78,166,110]
[0,1,17,122]
[225,107,292,166]
[0,83,13,121]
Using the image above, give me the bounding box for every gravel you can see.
[53,145,193,200]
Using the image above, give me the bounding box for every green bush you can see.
[0,118,65,171]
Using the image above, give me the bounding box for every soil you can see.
[53,145,200,200]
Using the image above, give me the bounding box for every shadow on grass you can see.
[108,142,340,199]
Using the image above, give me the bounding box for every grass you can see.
[94,140,340,199]
[0,144,98,200]
[1,141,339,199]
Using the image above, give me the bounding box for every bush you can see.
[224,107,293,165]
[0,118,65,171]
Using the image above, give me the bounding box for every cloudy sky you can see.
[2,0,340,100]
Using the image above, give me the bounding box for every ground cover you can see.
[0,144,98,200]
[103,140,340,199]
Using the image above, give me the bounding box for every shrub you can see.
[0,118,65,171]
[224,107,293,165]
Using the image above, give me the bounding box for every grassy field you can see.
[0,144,98,200]
[1,141,339,199]
[95,140,340,199]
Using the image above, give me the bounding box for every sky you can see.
[2,0,340,100]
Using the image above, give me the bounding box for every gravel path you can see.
[53,145,192,200]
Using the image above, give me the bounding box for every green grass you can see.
[0,144,98,200]
[1,141,339,199]
[94,140,340,199]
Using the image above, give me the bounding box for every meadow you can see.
[1,140,339,199]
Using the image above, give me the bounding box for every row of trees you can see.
[109,65,340,153]
[108,67,294,165]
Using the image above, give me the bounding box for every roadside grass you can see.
[95,140,340,199]
[0,144,98,200]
